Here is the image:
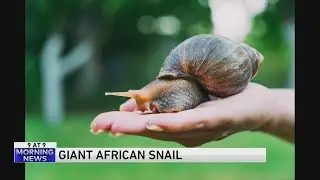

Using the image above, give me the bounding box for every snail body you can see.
[106,34,264,113]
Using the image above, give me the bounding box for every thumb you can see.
[119,98,136,112]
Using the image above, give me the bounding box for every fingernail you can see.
[119,104,126,111]
[109,132,125,137]
[146,124,163,132]
[195,123,205,129]
[114,132,125,136]
[97,129,106,134]
[91,129,107,135]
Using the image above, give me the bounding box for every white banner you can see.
[55,148,266,163]
[14,143,266,163]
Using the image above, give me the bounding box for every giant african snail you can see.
[105,34,264,113]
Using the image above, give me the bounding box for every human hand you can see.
[90,83,281,147]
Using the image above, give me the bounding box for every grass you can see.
[26,114,294,180]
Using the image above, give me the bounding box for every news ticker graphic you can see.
[14,142,266,163]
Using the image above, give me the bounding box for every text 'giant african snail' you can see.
[105,34,264,113]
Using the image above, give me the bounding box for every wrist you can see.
[256,115,294,143]
[253,89,295,143]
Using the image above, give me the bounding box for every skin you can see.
[90,83,294,147]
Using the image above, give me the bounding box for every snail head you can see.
[105,79,209,113]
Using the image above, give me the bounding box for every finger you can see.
[91,111,224,146]
[92,113,182,141]
[135,131,181,142]
[133,129,215,144]
[119,98,136,112]
[92,111,200,136]
[109,117,181,141]
[91,111,140,133]
[91,112,119,133]
[110,114,149,133]
[145,109,213,132]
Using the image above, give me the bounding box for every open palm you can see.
[91,83,279,147]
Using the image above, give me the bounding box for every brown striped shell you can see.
[157,34,264,98]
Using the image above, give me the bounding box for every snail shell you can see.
[105,34,263,113]
[157,34,263,98]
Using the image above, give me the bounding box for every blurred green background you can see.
[25,0,295,180]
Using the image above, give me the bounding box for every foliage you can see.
[25,0,295,112]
